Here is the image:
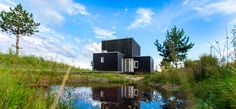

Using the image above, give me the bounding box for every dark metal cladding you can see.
[93,38,154,73]
[93,52,124,72]
[102,38,140,57]
[134,56,154,73]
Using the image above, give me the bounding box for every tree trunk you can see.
[16,34,20,55]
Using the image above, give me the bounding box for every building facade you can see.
[93,38,154,73]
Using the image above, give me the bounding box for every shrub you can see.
[184,59,197,68]
[184,55,220,81]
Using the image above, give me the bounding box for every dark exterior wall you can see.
[117,53,123,71]
[102,38,140,57]
[134,56,154,72]
[93,52,124,71]
[132,39,140,57]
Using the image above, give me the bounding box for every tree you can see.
[155,26,194,68]
[232,25,236,61]
[0,4,40,55]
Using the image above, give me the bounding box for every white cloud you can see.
[0,25,100,69]
[2,0,16,6]
[85,42,101,53]
[94,27,116,39]
[42,8,65,25]
[230,18,236,25]
[0,3,10,11]
[0,1,95,69]
[127,8,154,29]
[0,0,15,12]
[19,0,90,25]
[194,0,236,16]
[182,0,190,5]
[59,0,90,16]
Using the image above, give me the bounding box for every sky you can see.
[0,0,236,70]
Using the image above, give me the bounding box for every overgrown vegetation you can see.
[0,3,235,109]
[144,54,236,109]
[150,25,236,108]
[0,51,144,108]
[0,51,78,108]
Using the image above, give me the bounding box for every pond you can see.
[51,84,186,109]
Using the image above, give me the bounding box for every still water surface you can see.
[51,84,186,109]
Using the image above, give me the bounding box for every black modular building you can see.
[93,38,154,73]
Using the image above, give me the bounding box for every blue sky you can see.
[0,0,236,69]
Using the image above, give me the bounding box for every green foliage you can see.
[0,52,84,108]
[144,72,166,84]
[144,69,192,85]
[0,4,40,55]
[145,54,236,108]
[0,71,54,108]
[183,59,196,68]
[155,26,194,68]
[183,56,236,108]
[0,51,81,72]
[0,4,40,36]
[200,54,219,67]
[193,72,236,109]
[184,54,219,81]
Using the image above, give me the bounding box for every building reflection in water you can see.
[92,86,141,109]
[51,85,185,109]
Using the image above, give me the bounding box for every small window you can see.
[101,57,104,63]
[134,61,139,68]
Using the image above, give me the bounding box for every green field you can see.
[0,51,236,109]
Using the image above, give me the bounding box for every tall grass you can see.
[0,71,54,108]
[0,50,81,72]
[193,68,236,109]
[0,51,145,108]
[144,54,236,108]
[0,51,82,108]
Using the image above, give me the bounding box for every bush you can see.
[184,54,220,81]
[184,59,197,68]
[193,72,236,109]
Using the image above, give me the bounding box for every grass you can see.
[1,50,236,108]
[143,55,236,109]
[193,67,236,109]
[0,51,145,108]
[0,70,53,108]
[0,50,81,72]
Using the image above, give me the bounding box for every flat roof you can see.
[102,37,133,42]
[102,37,140,48]
[134,56,152,58]
[93,51,124,55]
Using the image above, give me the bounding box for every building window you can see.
[101,57,104,63]
[134,61,139,68]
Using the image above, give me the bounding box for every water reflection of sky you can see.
[140,90,163,109]
[140,101,161,109]
[51,86,184,109]
[51,86,101,109]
